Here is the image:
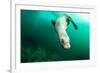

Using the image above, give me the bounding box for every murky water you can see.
[21,10,90,63]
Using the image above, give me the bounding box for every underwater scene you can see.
[21,10,90,63]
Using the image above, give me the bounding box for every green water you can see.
[21,10,90,63]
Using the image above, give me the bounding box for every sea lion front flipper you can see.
[51,20,56,26]
[51,20,57,33]
[70,19,78,29]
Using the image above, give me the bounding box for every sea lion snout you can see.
[61,38,70,49]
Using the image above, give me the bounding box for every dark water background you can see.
[21,10,90,63]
